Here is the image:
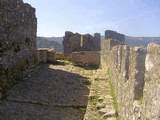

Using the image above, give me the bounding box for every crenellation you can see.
[101,40,160,119]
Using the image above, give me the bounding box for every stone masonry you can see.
[0,0,37,98]
[0,1,160,119]
[101,37,160,119]
[37,48,56,63]
[63,31,101,56]
[104,30,125,50]
[71,51,100,67]
[105,30,125,44]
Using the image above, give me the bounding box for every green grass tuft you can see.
[108,69,121,120]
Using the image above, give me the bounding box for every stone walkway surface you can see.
[83,69,117,120]
[0,62,117,120]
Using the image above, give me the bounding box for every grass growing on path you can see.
[108,69,121,120]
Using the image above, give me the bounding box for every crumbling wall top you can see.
[105,30,125,44]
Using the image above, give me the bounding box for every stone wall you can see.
[0,0,37,97]
[105,30,125,44]
[71,51,100,67]
[55,52,65,60]
[142,43,160,120]
[63,31,101,56]
[104,30,125,50]
[37,48,56,63]
[101,43,160,120]
[94,33,101,51]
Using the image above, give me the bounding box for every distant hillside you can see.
[42,37,63,44]
[102,36,160,46]
[125,36,160,46]
[37,36,160,51]
[37,37,63,52]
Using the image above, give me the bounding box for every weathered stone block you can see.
[37,48,56,63]
[71,51,100,67]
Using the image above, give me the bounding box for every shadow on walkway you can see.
[0,64,90,120]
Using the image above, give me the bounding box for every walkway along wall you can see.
[101,41,160,120]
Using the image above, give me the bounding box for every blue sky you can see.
[24,0,160,37]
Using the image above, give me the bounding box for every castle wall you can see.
[142,43,160,120]
[104,30,125,50]
[63,31,101,56]
[63,32,81,55]
[105,30,125,44]
[94,33,101,51]
[0,0,37,97]
[0,3,159,118]
[71,51,100,67]
[37,48,56,63]
[101,42,160,120]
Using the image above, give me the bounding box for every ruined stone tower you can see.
[63,31,101,56]
[94,33,101,51]
[103,30,125,50]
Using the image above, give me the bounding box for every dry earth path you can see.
[0,61,117,120]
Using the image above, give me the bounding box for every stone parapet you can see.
[37,48,56,63]
[101,42,160,120]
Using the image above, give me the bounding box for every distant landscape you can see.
[125,36,160,46]
[37,36,160,51]
[37,37,63,52]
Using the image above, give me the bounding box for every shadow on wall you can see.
[134,48,147,100]
[74,64,99,70]
[0,64,90,120]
